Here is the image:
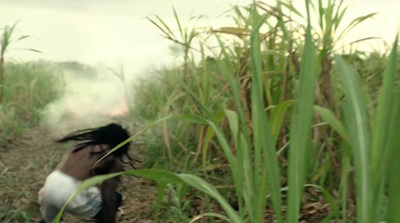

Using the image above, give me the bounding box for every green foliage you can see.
[0,22,41,58]
[127,1,400,222]
[335,55,372,223]
[0,22,41,103]
[0,61,63,139]
[0,208,30,223]
[286,18,317,223]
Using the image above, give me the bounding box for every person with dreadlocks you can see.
[38,123,136,223]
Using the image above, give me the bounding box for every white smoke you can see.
[41,64,129,136]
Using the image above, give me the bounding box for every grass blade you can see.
[125,169,183,184]
[334,55,371,223]
[314,105,350,144]
[178,174,243,223]
[270,100,295,142]
[371,36,398,222]
[387,90,400,222]
[189,212,230,223]
[250,12,283,222]
[285,21,317,222]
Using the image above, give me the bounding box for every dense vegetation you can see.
[0,61,62,138]
[1,0,400,222]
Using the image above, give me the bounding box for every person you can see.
[38,123,135,223]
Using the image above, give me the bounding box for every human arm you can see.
[97,158,123,223]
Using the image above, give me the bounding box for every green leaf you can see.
[125,169,183,184]
[337,13,377,41]
[387,90,400,223]
[250,12,282,223]
[189,212,230,223]
[314,105,350,144]
[173,7,183,38]
[205,120,237,170]
[371,36,398,222]
[286,21,317,223]
[335,55,372,223]
[278,0,303,17]
[16,35,30,42]
[178,174,243,223]
[173,113,208,125]
[270,100,295,142]
[224,109,239,137]
[154,183,166,223]
[201,126,214,170]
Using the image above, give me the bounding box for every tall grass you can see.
[0,61,63,139]
[286,1,317,222]
[49,0,400,222]
[0,22,41,103]
[332,35,398,222]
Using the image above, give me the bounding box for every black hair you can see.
[57,123,138,168]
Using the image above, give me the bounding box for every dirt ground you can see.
[0,126,336,223]
[0,127,159,223]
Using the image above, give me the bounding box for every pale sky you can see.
[0,0,242,77]
[0,0,399,78]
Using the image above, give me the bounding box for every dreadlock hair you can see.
[57,123,137,168]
